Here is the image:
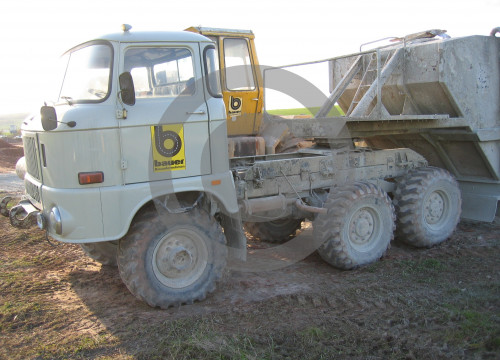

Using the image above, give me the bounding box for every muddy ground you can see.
[0,147,499,359]
[0,138,23,174]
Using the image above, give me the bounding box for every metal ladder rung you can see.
[346,55,379,116]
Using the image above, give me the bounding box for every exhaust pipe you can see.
[240,195,327,216]
[241,195,290,216]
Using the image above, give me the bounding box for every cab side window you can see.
[124,47,195,98]
[204,46,222,98]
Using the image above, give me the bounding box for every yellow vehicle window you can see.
[223,38,255,91]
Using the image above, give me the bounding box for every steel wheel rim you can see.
[345,205,381,251]
[152,228,208,289]
[423,189,450,229]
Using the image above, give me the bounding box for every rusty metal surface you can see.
[232,147,427,203]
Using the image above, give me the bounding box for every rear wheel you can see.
[80,241,118,266]
[314,182,395,270]
[394,167,461,247]
[118,208,226,308]
[244,218,303,243]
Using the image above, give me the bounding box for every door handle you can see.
[251,98,259,101]
[186,111,206,115]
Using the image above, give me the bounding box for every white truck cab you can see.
[2,27,246,308]
[13,27,239,244]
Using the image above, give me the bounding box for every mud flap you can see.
[219,213,247,261]
[460,182,500,222]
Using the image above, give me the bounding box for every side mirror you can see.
[119,72,136,106]
[40,106,58,131]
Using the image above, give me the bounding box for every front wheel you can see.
[118,208,227,308]
[394,167,461,247]
[314,182,395,270]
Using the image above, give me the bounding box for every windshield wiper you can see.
[60,96,74,105]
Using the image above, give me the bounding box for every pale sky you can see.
[0,0,498,114]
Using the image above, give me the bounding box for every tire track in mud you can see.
[216,225,500,317]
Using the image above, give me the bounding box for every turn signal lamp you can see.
[78,172,104,185]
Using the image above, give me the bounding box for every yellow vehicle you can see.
[185,27,264,137]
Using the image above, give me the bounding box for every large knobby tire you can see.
[394,167,461,247]
[117,208,227,309]
[244,218,303,243]
[80,241,118,266]
[314,182,395,270]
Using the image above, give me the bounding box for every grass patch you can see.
[0,270,24,287]
[127,317,274,360]
[299,326,325,344]
[397,258,447,283]
[365,261,384,273]
[443,305,500,350]
[0,300,45,331]
[32,333,116,360]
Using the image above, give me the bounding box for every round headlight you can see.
[49,207,62,235]
[15,157,26,180]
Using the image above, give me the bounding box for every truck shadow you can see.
[65,239,341,339]
[64,219,492,353]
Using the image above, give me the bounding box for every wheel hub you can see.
[162,246,194,272]
[152,229,208,289]
[424,192,445,224]
[350,209,375,245]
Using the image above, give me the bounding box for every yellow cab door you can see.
[220,36,261,136]
[185,27,263,136]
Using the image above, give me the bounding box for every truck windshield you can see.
[59,43,113,103]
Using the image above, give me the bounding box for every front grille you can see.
[23,136,41,180]
[25,180,41,204]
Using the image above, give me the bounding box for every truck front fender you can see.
[99,171,238,243]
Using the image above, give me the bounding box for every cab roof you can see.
[185,26,255,39]
[96,28,212,43]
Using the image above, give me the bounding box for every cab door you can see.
[118,42,211,184]
[220,37,261,136]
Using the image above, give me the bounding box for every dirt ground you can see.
[0,147,499,359]
[0,138,23,173]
